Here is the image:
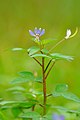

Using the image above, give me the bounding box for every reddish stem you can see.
[42,57,46,115]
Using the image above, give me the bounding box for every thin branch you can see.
[32,105,35,111]
[49,38,65,52]
[45,61,55,79]
[33,57,42,67]
[44,59,52,73]
[46,93,52,97]
[39,104,44,108]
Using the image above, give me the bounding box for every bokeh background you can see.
[0,0,80,119]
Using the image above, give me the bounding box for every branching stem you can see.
[33,57,42,67]
[45,61,55,79]
[44,59,52,73]
[46,93,52,97]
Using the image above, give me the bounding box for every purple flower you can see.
[29,27,45,41]
[52,114,65,120]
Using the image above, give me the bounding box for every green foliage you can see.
[17,100,37,108]
[31,53,51,58]
[11,77,31,84]
[50,53,74,61]
[0,101,16,106]
[55,84,68,93]
[52,105,80,114]
[20,112,52,120]
[0,0,79,119]
[2,27,78,120]
[0,111,5,120]
[41,48,49,54]
[11,71,35,84]
[53,84,80,102]
[7,86,25,92]
[61,92,80,102]
[19,111,41,119]
[28,48,73,62]
[11,48,25,51]
[32,38,55,45]
[27,46,40,56]
[34,76,43,83]
[40,39,56,45]
[11,107,22,118]
[18,71,34,79]
[11,71,43,85]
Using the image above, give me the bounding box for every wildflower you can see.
[29,27,45,41]
[52,114,65,120]
[65,29,71,39]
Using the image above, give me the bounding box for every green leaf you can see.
[31,54,51,59]
[52,105,69,111]
[19,111,41,119]
[53,91,80,102]
[25,93,35,100]
[41,48,49,54]
[52,84,80,102]
[32,38,40,45]
[11,48,25,51]
[10,77,31,84]
[7,86,25,91]
[34,76,43,83]
[18,71,34,79]
[44,114,52,120]
[27,46,40,56]
[11,107,21,118]
[52,105,80,114]
[55,84,68,93]
[32,90,43,96]
[11,71,35,84]
[52,84,68,97]
[0,100,37,110]
[0,106,11,110]
[40,39,56,45]
[52,91,62,97]
[0,101,16,106]
[50,53,74,61]
[62,92,80,102]
[18,100,37,109]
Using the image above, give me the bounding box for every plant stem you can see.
[46,93,52,97]
[49,38,65,52]
[32,105,35,111]
[44,59,52,73]
[45,61,55,79]
[33,57,42,67]
[42,57,46,115]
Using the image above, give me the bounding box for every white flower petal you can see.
[65,29,71,39]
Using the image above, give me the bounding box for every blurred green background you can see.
[0,0,80,119]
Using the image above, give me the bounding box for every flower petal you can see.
[52,114,59,120]
[59,115,65,120]
[65,29,71,39]
[34,27,38,34]
[36,28,41,34]
[67,29,71,36]
[29,30,35,36]
[40,29,45,36]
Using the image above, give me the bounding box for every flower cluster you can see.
[29,27,45,41]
